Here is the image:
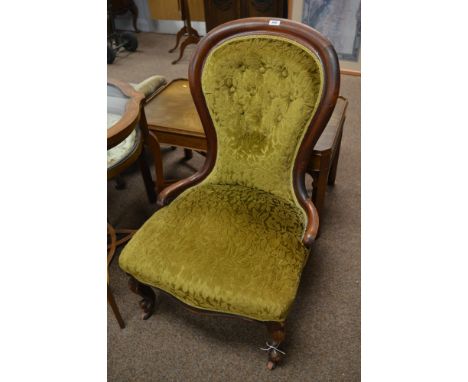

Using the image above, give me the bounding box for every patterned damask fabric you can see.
[119,184,309,322]
[201,35,323,216]
[119,36,324,322]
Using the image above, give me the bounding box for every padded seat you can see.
[119,183,309,322]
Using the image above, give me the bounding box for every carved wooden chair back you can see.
[186,17,340,245]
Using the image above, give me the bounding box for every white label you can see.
[269,20,281,26]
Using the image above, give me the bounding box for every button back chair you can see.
[119,17,339,369]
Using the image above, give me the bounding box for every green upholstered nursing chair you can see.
[119,18,340,369]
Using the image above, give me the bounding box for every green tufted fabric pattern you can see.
[119,35,324,322]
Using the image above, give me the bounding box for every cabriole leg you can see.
[128,276,157,320]
[265,321,286,370]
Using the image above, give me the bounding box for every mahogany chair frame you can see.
[126,18,340,368]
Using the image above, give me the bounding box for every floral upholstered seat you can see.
[120,183,308,321]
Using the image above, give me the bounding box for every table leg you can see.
[139,148,156,203]
[311,150,332,219]
[328,128,343,186]
[171,34,200,65]
[169,26,187,53]
[183,148,193,160]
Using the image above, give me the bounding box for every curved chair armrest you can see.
[157,172,203,208]
[302,199,320,248]
[131,75,167,101]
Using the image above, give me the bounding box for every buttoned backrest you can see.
[200,35,324,208]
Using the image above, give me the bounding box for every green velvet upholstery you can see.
[201,36,323,216]
[120,184,308,321]
[119,35,324,322]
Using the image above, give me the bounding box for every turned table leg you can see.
[311,149,332,219]
[328,128,343,186]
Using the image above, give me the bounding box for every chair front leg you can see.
[265,321,286,370]
[128,276,157,320]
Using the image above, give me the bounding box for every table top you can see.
[145,79,205,138]
[145,78,348,152]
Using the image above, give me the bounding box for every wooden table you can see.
[144,79,348,218]
[168,0,201,65]
[107,79,149,329]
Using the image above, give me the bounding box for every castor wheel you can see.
[107,45,116,64]
[267,349,282,370]
[122,32,138,52]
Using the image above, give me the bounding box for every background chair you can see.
[107,76,166,328]
[119,18,339,368]
[107,75,167,198]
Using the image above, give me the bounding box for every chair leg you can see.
[328,130,343,186]
[169,26,187,53]
[265,322,286,370]
[139,149,157,203]
[108,284,125,329]
[183,148,193,160]
[128,276,157,320]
